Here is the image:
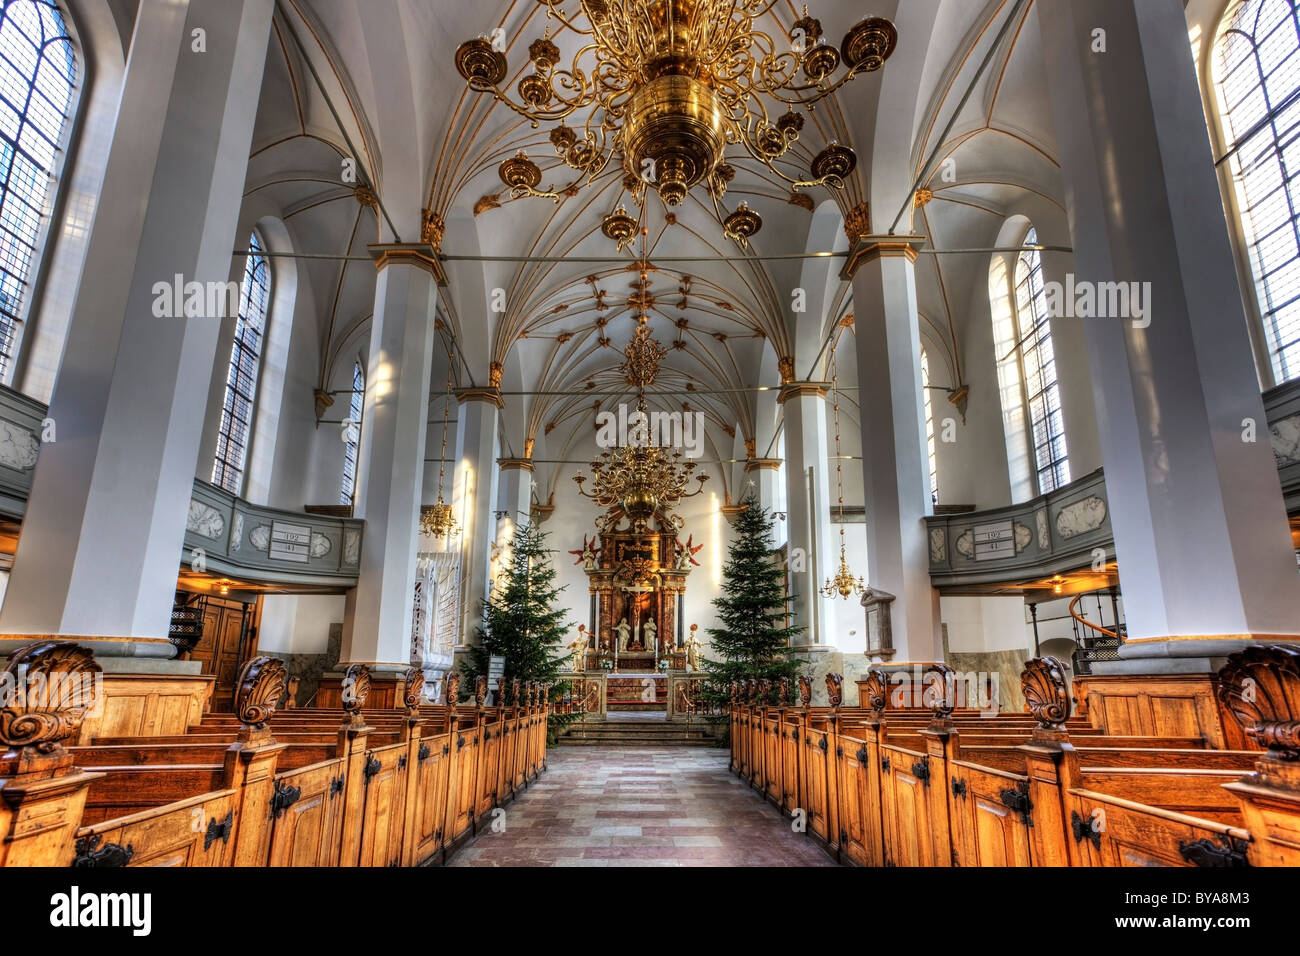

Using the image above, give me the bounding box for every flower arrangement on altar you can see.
[657,660,670,672]
[599,659,613,671]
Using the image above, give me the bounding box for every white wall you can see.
[259,593,346,655]
[941,595,1033,654]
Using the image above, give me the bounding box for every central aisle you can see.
[449,748,837,867]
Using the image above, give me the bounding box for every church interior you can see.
[0,0,1297,883]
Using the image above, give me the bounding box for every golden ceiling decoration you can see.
[456,1,897,242]
[621,322,669,388]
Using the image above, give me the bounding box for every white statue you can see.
[614,620,632,652]
[685,628,702,673]
[676,548,691,570]
[566,629,588,673]
[581,546,597,571]
[643,618,657,651]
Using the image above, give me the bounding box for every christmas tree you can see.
[461,521,573,707]
[701,496,805,708]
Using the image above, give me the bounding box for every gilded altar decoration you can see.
[455,2,897,241]
[844,201,871,243]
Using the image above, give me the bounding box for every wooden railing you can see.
[727,649,1300,867]
[0,644,552,867]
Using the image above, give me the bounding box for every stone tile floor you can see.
[447,747,837,867]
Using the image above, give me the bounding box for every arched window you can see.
[920,347,938,504]
[212,233,271,494]
[340,359,364,505]
[0,0,77,379]
[1214,0,1300,384]
[1013,228,1070,494]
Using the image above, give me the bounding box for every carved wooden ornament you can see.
[342,663,371,716]
[922,662,957,719]
[778,677,791,706]
[797,675,812,708]
[863,668,888,716]
[825,672,844,709]
[1218,644,1300,761]
[0,640,101,753]
[511,678,521,706]
[445,671,461,706]
[474,675,488,706]
[403,667,425,710]
[1021,656,1071,730]
[234,656,287,730]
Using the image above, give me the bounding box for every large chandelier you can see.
[573,320,707,528]
[456,2,897,242]
[573,418,708,529]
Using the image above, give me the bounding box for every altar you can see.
[606,672,668,711]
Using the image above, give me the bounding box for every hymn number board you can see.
[971,520,1015,562]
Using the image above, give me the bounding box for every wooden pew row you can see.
[728,648,1300,867]
[0,647,555,867]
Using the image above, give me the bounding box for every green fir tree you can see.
[461,522,574,717]
[701,496,805,709]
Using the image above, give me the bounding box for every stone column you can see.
[453,390,501,648]
[846,239,942,661]
[497,458,535,525]
[745,458,784,520]
[780,383,838,648]
[0,0,273,656]
[1036,0,1300,663]
[339,250,439,670]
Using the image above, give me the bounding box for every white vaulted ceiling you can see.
[238,0,1069,490]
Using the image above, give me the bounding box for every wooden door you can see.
[190,596,255,708]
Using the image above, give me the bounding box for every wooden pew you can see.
[0,643,554,868]
[729,650,1300,868]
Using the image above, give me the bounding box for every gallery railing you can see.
[925,468,1111,588]
[0,384,363,587]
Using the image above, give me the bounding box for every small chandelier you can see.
[456,2,897,241]
[821,341,864,599]
[822,541,865,599]
[422,362,460,540]
[421,498,459,539]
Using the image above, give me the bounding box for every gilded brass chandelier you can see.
[420,367,460,540]
[456,1,897,243]
[573,317,707,529]
[821,342,864,599]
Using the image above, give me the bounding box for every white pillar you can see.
[0,0,273,652]
[848,241,942,661]
[340,253,439,668]
[781,385,838,647]
[745,458,783,519]
[497,459,535,524]
[453,391,501,647]
[1037,0,1300,659]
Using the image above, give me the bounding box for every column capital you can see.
[840,235,927,280]
[778,382,829,404]
[456,386,504,408]
[744,457,783,472]
[367,242,448,287]
[498,457,534,472]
